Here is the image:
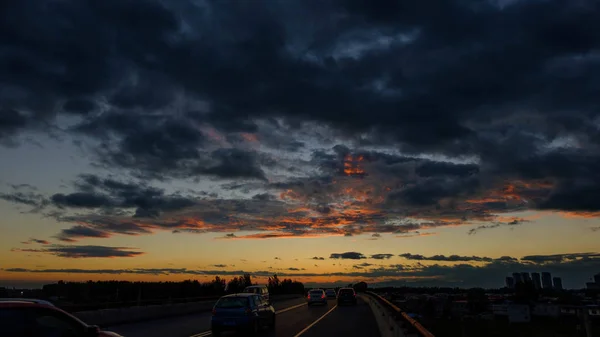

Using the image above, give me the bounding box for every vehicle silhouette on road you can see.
[307,289,327,306]
[1,299,123,337]
[337,288,358,306]
[211,293,275,336]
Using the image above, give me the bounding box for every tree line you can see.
[35,274,304,305]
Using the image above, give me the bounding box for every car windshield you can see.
[310,290,323,295]
[216,297,249,308]
[339,289,354,295]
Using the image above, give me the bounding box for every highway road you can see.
[107,296,379,337]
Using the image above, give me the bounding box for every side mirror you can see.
[86,325,100,337]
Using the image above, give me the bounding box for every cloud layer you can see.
[4,251,599,288]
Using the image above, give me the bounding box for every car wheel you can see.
[211,329,221,337]
[252,320,260,334]
[270,313,276,329]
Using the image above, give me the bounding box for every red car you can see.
[0,300,123,337]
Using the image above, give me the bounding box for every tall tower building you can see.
[531,272,542,290]
[505,276,515,289]
[541,272,553,289]
[512,272,523,284]
[521,272,532,283]
[594,273,600,285]
[553,277,563,290]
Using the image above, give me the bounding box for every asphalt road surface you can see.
[107,296,380,337]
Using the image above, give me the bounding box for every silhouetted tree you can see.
[353,281,368,293]
[242,273,253,288]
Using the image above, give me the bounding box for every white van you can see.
[243,285,270,304]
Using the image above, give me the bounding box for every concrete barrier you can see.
[73,294,301,327]
[363,292,434,337]
[361,294,407,337]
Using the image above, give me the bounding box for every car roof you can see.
[244,285,266,288]
[221,293,255,298]
[0,298,55,306]
[0,301,41,308]
[310,289,324,291]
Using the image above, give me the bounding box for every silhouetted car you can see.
[0,300,123,337]
[337,288,357,305]
[307,289,327,306]
[325,289,337,299]
[243,285,270,304]
[211,293,275,336]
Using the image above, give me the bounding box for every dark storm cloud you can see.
[370,254,394,260]
[49,174,197,217]
[52,193,114,208]
[0,191,46,208]
[199,148,266,181]
[387,176,480,206]
[11,245,143,258]
[330,252,366,260]
[252,193,275,201]
[2,0,600,244]
[54,225,111,242]
[1,0,597,155]
[415,161,479,178]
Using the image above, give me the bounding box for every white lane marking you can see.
[189,301,308,337]
[292,304,338,337]
[190,331,212,337]
[276,302,307,314]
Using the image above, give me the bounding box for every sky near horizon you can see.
[1,0,600,290]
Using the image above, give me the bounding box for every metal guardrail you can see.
[366,291,435,337]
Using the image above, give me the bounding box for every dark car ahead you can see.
[0,300,122,337]
[337,288,357,306]
[211,293,275,336]
[325,289,337,299]
[307,289,327,306]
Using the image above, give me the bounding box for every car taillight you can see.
[353,293,356,296]
[212,309,217,316]
[245,308,253,315]
[307,294,310,299]
[321,294,325,299]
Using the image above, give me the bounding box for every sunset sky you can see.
[1,0,600,289]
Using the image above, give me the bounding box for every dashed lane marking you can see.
[292,304,338,337]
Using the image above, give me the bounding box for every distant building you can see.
[531,272,542,290]
[521,272,532,283]
[586,282,600,290]
[505,276,515,289]
[586,273,600,289]
[542,272,553,289]
[553,277,563,290]
[512,272,523,284]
